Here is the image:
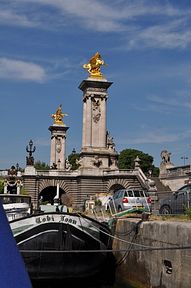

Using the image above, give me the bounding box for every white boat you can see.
[0,194,32,221]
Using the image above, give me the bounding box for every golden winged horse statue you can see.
[83,52,106,78]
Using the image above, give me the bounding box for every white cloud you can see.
[1,0,127,32]
[137,19,191,49]
[1,1,191,49]
[147,94,191,110]
[127,132,179,145]
[0,9,37,27]
[0,0,189,32]
[119,128,191,145]
[0,58,46,82]
[19,0,189,21]
[132,90,191,115]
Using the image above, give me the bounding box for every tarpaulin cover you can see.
[0,199,32,288]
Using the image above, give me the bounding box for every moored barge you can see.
[9,211,116,284]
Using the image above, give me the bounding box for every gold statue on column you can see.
[51,104,68,125]
[83,52,106,79]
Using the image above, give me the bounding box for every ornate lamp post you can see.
[16,163,19,171]
[26,140,36,166]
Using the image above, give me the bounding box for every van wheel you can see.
[159,205,171,215]
[118,206,122,212]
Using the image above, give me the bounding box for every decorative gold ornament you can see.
[51,104,68,125]
[83,52,106,78]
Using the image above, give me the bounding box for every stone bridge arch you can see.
[23,170,146,210]
[106,177,142,194]
[38,178,72,205]
[38,178,71,194]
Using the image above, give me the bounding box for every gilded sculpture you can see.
[83,52,106,78]
[52,104,68,125]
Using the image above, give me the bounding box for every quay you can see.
[112,216,191,288]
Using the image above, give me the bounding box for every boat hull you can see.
[10,212,116,283]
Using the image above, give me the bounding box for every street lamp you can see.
[16,163,19,171]
[181,156,188,166]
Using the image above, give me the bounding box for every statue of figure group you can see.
[52,104,68,125]
[65,158,72,171]
[83,52,106,78]
[106,131,115,151]
[161,150,171,164]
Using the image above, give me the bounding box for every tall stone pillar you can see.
[78,52,118,171]
[49,125,69,170]
[79,79,112,150]
[49,105,69,170]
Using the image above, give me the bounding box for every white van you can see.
[108,189,152,213]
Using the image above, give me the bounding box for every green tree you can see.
[0,179,4,193]
[118,148,159,176]
[68,152,80,170]
[34,160,50,170]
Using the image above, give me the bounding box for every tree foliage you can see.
[68,152,80,170]
[34,160,50,170]
[0,179,4,193]
[67,148,159,176]
[118,148,159,176]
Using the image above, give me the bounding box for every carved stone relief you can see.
[56,138,62,153]
[92,156,102,167]
[92,99,101,123]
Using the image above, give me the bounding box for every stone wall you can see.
[160,177,188,191]
[112,218,191,288]
[159,165,191,191]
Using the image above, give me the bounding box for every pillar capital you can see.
[48,125,69,133]
[79,79,113,92]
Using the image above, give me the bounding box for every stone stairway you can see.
[151,177,171,192]
[150,177,172,212]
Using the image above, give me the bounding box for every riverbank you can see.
[112,217,191,288]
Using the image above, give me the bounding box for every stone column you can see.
[54,183,60,199]
[16,181,21,195]
[49,125,69,170]
[78,78,118,171]
[79,79,112,150]
[4,181,8,194]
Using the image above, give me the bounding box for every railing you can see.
[160,167,191,178]
[36,170,79,177]
[103,169,134,176]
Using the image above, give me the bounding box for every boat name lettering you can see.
[36,215,55,223]
[35,215,77,225]
[60,215,77,225]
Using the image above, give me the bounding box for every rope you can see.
[19,246,191,254]
[116,232,137,266]
[115,219,142,265]
[17,213,191,259]
[74,215,191,253]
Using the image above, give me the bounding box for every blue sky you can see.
[1,0,191,170]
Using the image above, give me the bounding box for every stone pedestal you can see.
[49,125,69,170]
[24,166,36,175]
